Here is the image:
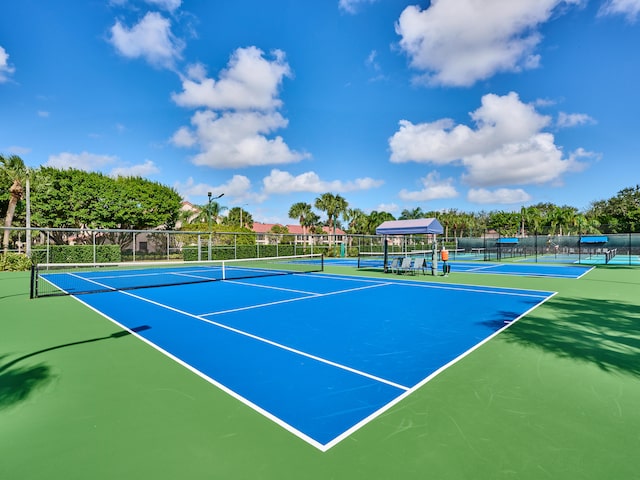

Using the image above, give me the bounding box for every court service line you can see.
[310,272,553,297]
[396,281,552,298]
[67,274,409,392]
[199,282,393,317]
[224,279,319,296]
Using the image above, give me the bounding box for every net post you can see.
[383,237,389,273]
[29,264,36,299]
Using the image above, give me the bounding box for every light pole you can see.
[207,192,224,260]
[240,203,249,229]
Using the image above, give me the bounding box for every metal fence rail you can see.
[2,226,430,263]
[2,225,639,266]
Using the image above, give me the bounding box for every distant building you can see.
[177,201,201,228]
[251,222,346,246]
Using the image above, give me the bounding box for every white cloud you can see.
[171,47,306,169]
[174,177,225,199]
[144,0,182,12]
[599,0,640,21]
[172,47,291,111]
[467,188,532,204]
[389,92,590,188]
[366,50,380,71]
[109,12,183,68]
[461,134,571,186]
[375,203,399,213]
[262,169,383,194]
[0,46,16,83]
[46,151,118,171]
[170,126,196,147]
[174,110,308,168]
[7,146,31,156]
[37,111,50,118]
[365,49,387,82]
[395,0,582,86]
[174,175,265,203]
[557,111,596,128]
[339,0,378,14]
[110,159,160,177]
[399,171,458,201]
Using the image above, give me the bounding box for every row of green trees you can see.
[284,190,640,238]
[1,155,182,253]
[3,153,640,252]
[284,191,639,238]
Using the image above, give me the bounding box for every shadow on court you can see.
[502,296,640,377]
[0,325,150,410]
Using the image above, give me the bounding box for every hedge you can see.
[31,245,122,264]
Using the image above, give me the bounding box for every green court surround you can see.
[1,265,639,479]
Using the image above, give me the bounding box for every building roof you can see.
[252,222,346,235]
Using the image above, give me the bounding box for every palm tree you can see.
[365,210,395,235]
[191,200,227,226]
[399,207,424,220]
[288,202,314,235]
[574,214,601,235]
[314,193,348,243]
[521,206,543,235]
[343,208,367,234]
[1,154,27,255]
[549,206,577,236]
[223,207,253,229]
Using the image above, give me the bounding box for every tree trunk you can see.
[2,179,23,255]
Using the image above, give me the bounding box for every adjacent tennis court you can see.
[354,253,592,278]
[36,261,554,450]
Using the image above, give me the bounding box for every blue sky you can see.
[1,0,639,224]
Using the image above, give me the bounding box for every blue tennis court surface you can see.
[347,257,592,278]
[437,261,592,278]
[61,271,554,451]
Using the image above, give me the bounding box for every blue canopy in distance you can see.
[375,218,444,235]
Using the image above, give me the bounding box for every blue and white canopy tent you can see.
[375,218,444,274]
[375,218,444,236]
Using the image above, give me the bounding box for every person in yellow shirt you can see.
[441,247,450,276]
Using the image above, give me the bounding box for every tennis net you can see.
[605,248,618,264]
[30,254,324,298]
[357,252,387,269]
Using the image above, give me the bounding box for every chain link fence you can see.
[1,226,428,264]
[2,225,639,266]
[455,227,640,265]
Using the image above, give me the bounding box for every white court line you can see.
[225,279,318,295]
[309,271,553,297]
[65,273,408,393]
[453,262,590,278]
[393,281,550,298]
[199,282,392,317]
[462,264,502,272]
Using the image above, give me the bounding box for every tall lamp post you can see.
[239,203,249,229]
[207,192,224,260]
